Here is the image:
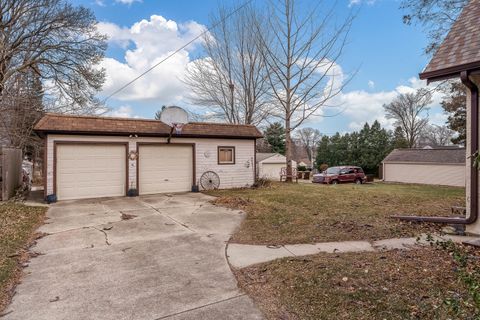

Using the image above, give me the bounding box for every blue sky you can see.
[74,0,447,135]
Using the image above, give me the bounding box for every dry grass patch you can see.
[208,182,464,244]
[236,246,478,320]
[0,203,46,313]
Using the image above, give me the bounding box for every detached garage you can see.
[35,113,262,201]
[256,153,296,180]
[382,148,466,187]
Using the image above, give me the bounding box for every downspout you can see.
[393,70,478,224]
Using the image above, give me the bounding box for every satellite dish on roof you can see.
[160,106,189,127]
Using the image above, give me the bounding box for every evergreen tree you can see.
[315,121,394,176]
[264,122,286,155]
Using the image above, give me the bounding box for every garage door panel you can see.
[56,144,126,200]
[139,145,193,195]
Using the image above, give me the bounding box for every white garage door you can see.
[56,144,126,200]
[260,163,285,180]
[139,144,193,195]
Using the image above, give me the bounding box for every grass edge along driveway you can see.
[0,203,46,313]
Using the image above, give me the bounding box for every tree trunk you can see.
[285,123,293,182]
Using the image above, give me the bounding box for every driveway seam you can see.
[152,294,247,320]
[139,200,197,233]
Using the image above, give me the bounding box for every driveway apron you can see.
[3,193,263,320]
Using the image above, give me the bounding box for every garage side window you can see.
[218,146,235,165]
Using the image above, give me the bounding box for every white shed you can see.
[256,153,297,180]
[382,148,466,187]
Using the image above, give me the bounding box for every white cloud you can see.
[349,0,377,7]
[97,15,206,105]
[336,77,447,131]
[95,0,106,6]
[115,0,142,5]
[367,80,375,89]
[108,105,140,118]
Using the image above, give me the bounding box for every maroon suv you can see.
[312,166,366,185]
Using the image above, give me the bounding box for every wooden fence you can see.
[0,147,23,201]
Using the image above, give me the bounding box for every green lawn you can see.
[0,203,46,312]
[208,182,465,244]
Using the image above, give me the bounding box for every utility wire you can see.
[102,0,254,103]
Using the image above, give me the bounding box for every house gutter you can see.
[393,71,478,225]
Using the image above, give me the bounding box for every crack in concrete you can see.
[138,200,197,233]
[153,294,247,320]
[92,227,111,246]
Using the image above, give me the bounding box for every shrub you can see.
[253,177,272,188]
[297,165,307,171]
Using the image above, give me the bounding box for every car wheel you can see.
[355,178,362,185]
[331,180,338,185]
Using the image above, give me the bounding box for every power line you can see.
[102,0,254,103]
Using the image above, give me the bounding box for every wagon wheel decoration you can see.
[200,171,220,190]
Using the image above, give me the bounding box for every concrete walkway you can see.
[3,193,263,320]
[227,234,479,268]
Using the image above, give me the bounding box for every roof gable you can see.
[34,113,263,139]
[420,0,480,81]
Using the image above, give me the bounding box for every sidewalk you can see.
[226,234,479,268]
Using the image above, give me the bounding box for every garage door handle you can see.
[164,179,169,181]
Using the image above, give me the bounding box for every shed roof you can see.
[420,0,480,81]
[34,113,263,139]
[383,148,466,164]
[256,153,277,163]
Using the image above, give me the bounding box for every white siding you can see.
[45,135,255,196]
[259,163,284,180]
[257,154,296,180]
[383,162,465,187]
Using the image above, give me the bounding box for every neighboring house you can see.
[256,153,296,180]
[382,148,466,187]
[417,0,480,234]
[297,158,312,169]
[34,113,262,201]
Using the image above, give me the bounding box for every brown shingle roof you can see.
[34,113,263,139]
[420,0,480,80]
[383,148,466,164]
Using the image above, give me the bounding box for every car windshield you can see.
[325,167,340,174]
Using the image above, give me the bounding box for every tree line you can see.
[315,121,396,175]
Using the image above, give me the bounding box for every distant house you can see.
[297,158,312,169]
[382,148,465,187]
[256,153,296,180]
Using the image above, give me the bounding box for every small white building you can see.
[382,148,465,187]
[256,153,296,180]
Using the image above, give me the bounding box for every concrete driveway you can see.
[3,193,263,320]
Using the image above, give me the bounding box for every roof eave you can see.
[34,129,262,140]
[419,61,480,83]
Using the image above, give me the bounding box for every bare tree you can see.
[257,0,353,181]
[0,69,43,151]
[184,5,270,125]
[295,127,321,164]
[383,89,432,148]
[420,124,455,147]
[0,0,107,113]
[401,0,468,55]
